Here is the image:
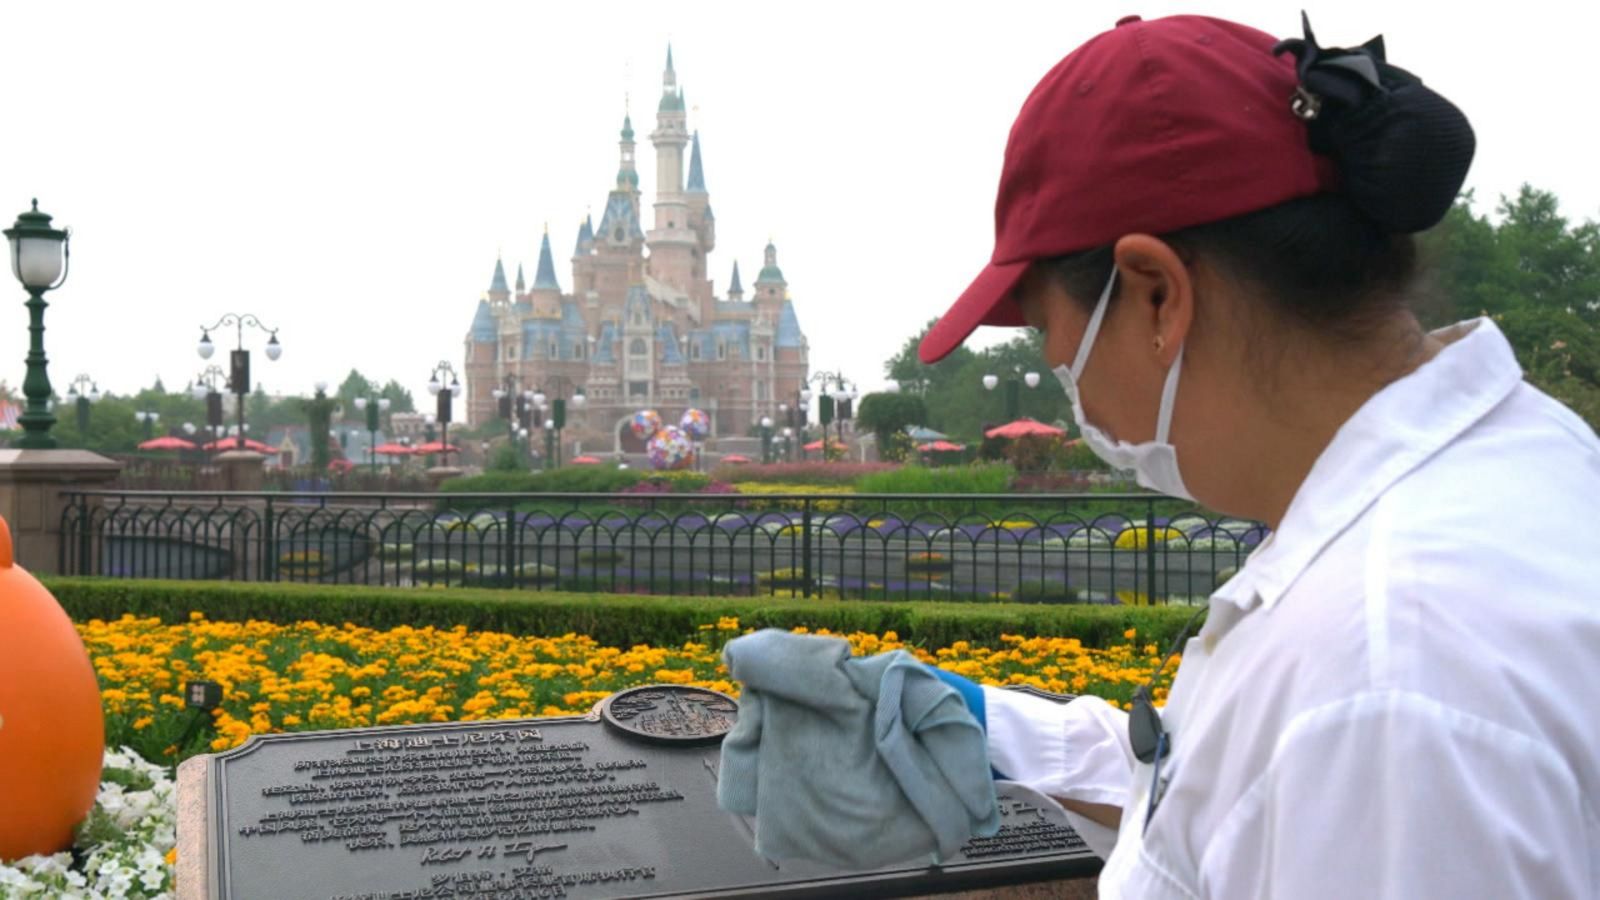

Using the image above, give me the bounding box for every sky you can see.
[2,0,1597,407]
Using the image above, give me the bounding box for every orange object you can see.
[0,515,104,860]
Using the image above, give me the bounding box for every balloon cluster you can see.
[631,408,707,471]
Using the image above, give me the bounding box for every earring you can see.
[1153,336,1165,353]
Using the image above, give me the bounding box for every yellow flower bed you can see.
[1113,526,1184,550]
[81,614,1174,765]
[733,482,855,512]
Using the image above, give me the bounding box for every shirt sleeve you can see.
[1199,690,1591,900]
[982,687,1135,859]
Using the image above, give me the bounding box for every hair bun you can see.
[1274,13,1475,234]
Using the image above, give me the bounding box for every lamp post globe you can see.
[354,397,368,411]
[197,332,214,359]
[982,373,1000,391]
[1024,371,1041,389]
[427,377,441,396]
[378,398,392,412]
[264,335,282,361]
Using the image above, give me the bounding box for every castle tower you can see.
[488,257,511,307]
[647,45,698,292]
[528,228,562,319]
[593,112,647,300]
[753,240,786,303]
[727,261,744,302]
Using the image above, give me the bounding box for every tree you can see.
[299,391,338,472]
[855,393,927,462]
[336,370,378,417]
[379,379,416,414]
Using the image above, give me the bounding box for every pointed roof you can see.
[574,217,594,256]
[470,299,498,342]
[728,261,744,297]
[490,258,509,293]
[686,131,706,193]
[514,263,525,292]
[620,113,634,142]
[776,300,805,348]
[666,45,675,77]
[532,231,560,292]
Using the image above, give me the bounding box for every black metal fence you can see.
[59,491,1268,605]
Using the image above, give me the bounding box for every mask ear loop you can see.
[1154,345,1184,444]
[1069,268,1118,381]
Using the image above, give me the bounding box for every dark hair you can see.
[1045,193,1420,343]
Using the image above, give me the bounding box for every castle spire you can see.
[574,216,595,256]
[686,130,706,193]
[514,263,525,293]
[489,257,509,294]
[532,229,560,291]
[728,261,744,300]
[617,108,639,190]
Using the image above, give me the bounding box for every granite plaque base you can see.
[178,686,1099,899]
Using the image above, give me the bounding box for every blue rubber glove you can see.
[928,665,1009,780]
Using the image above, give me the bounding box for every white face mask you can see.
[1052,268,1193,500]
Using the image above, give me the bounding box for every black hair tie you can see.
[1274,12,1476,234]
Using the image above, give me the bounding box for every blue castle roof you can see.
[490,258,509,293]
[776,300,805,349]
[593,321,618,364]
[470,299,497,342]
[687,132,706,193]
[532,233,560,291]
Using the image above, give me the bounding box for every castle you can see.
[463,48,810,454]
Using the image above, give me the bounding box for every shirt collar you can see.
[1209,317,1523,616]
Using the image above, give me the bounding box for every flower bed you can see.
[23,610,1182,896]
[0,747,176,899]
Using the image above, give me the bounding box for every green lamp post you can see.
[353,394,391,471]
[983,368,1041,422]
[64,374,99,437]
[760,416,774,464]
[5,200,72,449]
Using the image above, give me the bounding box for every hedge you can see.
[41,577,1201,650]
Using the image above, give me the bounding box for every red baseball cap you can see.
[919,14,1338,363]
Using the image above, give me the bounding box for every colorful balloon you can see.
[630,409,662,440]
[647,425,696,471]
[679,408,711,440]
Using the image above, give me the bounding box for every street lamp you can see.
[196,313,282,450]
[526,378,584,468]
[353,395,392,471]
[426,361,459,466]
[807,371,856,462]
[134,410,160,442]
[64,374,99,437]
[983,367,1041,422]
[190,365,228,447]
[5,199,72,448]
[782,426,795,462]
[760,416,774,464]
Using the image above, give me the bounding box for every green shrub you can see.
[856,463,1015,495]
[576,548,625,566]
[44,577,1200,650]
[1011,581,1082,604]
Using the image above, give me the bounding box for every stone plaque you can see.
[204,685,1098,899]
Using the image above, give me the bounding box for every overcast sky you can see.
[3,0,1596,407]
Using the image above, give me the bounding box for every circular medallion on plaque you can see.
[601,684,739,744]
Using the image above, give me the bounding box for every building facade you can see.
[464,49,810,453]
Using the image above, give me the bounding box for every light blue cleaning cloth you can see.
[717,628,1000,869]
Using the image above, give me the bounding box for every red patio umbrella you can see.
[371,443,414,455]
[137,435,196,451]
[570,455,602,465]
[720,454,752,464]
[327,458,356,473]
[803,439,847,452]
[411,441,461,455]
[919,440,966,452]
[202,438,279,454]
[984,418,1066,440]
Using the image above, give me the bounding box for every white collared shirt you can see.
[983,318,1600,899]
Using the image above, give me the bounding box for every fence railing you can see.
[59,490,1268,605]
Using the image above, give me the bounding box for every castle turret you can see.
[727,261,744,302]
[753,240,786,301]
[528,228,562,318]
[514,263,526,294]
[648,45,697,292]
[488,257,511,306]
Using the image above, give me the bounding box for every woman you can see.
[917,13,1600,899]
